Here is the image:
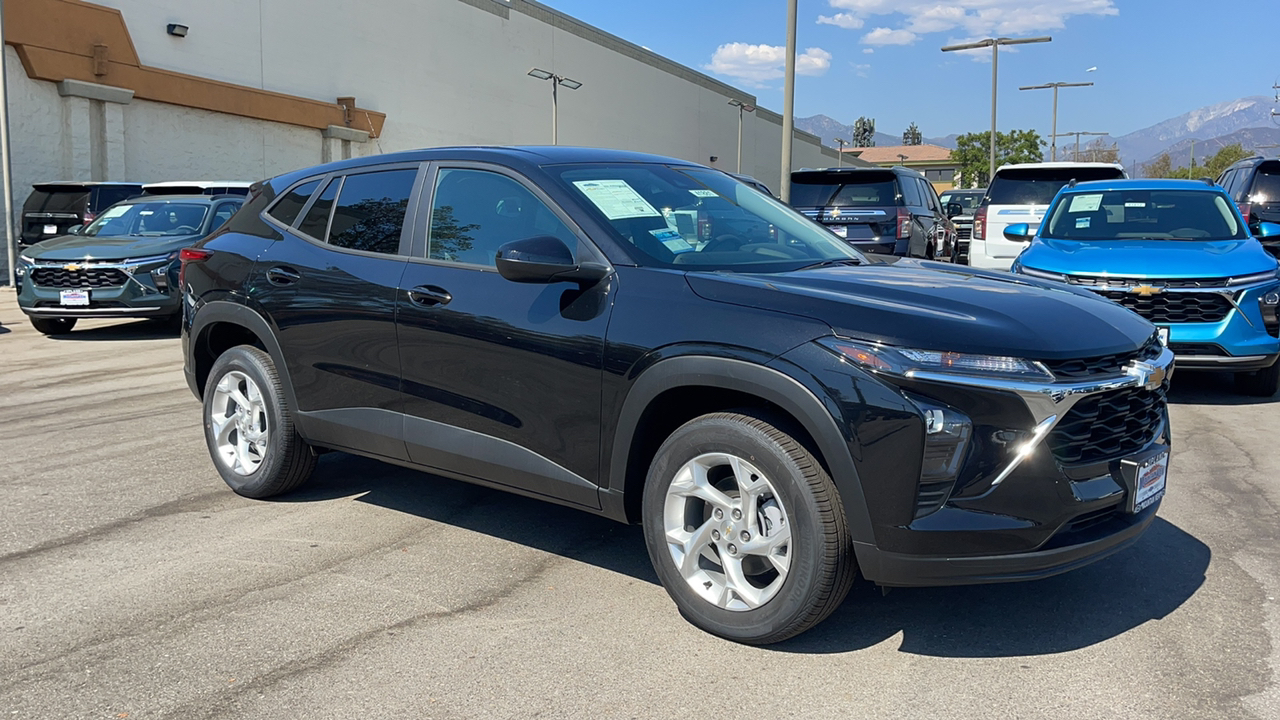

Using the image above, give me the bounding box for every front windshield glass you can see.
[1043,189,1246,241]
[939,191,982,210]
[551,163,864,272]
[83,202,209,238]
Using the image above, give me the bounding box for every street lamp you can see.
[833,137,849,167]
[728,99,756,173]
[942,36,1052,183]
[1052,131,1107,162]
[1019,81,1093,161]
[780,0,798,201]
[897,153,908,165]
[527,68,582,145]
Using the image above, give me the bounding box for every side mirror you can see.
[1003,223,1033,242]
[67,224,84,235]
[945,202,964,219]
[1256,222,1280,239]
[495,235,610,285]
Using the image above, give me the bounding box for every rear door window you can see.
[268,179,320,226]
[985,167,1126,206]
[327,169,417,255]
[296,178,339,240]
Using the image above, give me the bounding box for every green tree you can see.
[1142,153,1173,178]
[1144,144,1250,179]
[952,129,1045,187]
[853,116,876,148]
[902,122,922,146]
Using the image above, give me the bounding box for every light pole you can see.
[833,137,849,167]
[527,68,582,145]
[1019,81,1093,161]
[942,36,1052,183]
[1,0,15,287]
[1052,131,1107,162]
[779,0,798,202]
[728,99,756,173]
[1189,138,1198,176]
[897,153,908,166]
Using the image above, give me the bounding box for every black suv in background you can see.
[938,187,984,264]
[1217,156,1280,256]
[20,182,144,246]
[789,166,956,259]
[183,147,1171,645]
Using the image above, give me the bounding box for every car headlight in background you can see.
[1260,288,1280,338]
[15,254,35,277]
[819,337,1056,383]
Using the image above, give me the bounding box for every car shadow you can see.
[0,324,10,336]
[47,318,180,341]
[1167,370,1278,406]
[276,452,1209,657]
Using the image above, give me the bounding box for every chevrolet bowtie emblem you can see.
[830,208,842,218]
[64,263,82,272]
[1127,360,1168,392]
[1130,284,1162,297]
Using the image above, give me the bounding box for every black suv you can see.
[183,147,1173,644]
[20,182,144,246]
[789,166,957,260]
[1216,156,1280,256]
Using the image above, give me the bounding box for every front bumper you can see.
[17,260,181,319]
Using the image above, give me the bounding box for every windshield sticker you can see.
[649,227,695,253]
[1125,201,1147,208]
[1068,194,1103,213]
[1076,217,1091,229]
[572,180,662,220]
[689,189,718,198]
[98,205,131,220]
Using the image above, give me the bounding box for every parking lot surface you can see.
[2,293,1278,720]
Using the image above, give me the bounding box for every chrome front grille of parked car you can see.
[30,267,130,289]
[1048,382,1169,465]
[1097,290,1233,323]
[1039,336,1163,379]
[955,226,972,241]
[1067,275,1230,289]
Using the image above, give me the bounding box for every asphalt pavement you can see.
[2,293,1277,720]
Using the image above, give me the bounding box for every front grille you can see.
[1068,275,1229,289]
[1048,383,1168,465]
[955,226,972,241]
[1097,290,1233,323]
[1170,342,1227,357]
[1040,336,1162,380]
[29,267,129,289]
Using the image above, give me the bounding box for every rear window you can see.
[985,167,1125,206]
[23,188,89,215]
[790,171,899,207]
[1250,162,1280,203]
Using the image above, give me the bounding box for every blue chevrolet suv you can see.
[1010,179,1280,396]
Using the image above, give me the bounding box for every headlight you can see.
[122,252,179,274]
[15,254,34,277]
[1016,265,1067,282]
[819,337,1056,383]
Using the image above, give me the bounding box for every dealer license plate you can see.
[59,289,90,306]
[43,224,57,234]
[1130,451,1167,513]
[1157,326,1170,345]
[830,225,847,238]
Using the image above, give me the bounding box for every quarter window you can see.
[327,169,417,254]
[268,179,320,226]
[899,176,922,207]
[426,168,577,266]
[296,178,339,240]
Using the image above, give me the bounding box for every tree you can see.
[1142,153,1172,178]
[902,123,922,146]
[952,129,1045,187]
[1141,144,1250,179]
[852,116,876,148]
[1077,137,1119,163]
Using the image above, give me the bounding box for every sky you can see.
[537,0,1280,141]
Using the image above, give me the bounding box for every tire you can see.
[30,317,77,335]
[202,345,317,498]
[641,411,856,645]
[1235,361,1280,397]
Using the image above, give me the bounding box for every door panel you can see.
[396,165,611,508]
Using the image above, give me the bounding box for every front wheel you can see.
[642,411,856,645]
[30,317,77,335]
[203,345,317,498]
[1236,361,1280,397]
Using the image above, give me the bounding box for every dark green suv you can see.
[15,194,243,334]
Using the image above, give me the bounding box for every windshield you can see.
[939,191,982,211]
[789,171,898,207]
[1043,189,1247,241]
[986,167,1125,206]
[551,163,864,271]
[82,202,210,238]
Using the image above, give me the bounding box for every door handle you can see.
[266,266,301,286]
[407,285,452,307]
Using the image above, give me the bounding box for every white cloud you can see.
[705,43,832,86]
[862,48,875,54]
[861,27,919,45]
[817,12,864,29]
[822,0,1117,45]
[853,63,871,78]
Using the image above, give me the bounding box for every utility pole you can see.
[1053,131,1107,162]
[779,0,798,202]
[1019,81,1093,161]
[833,137,848,167]
[728,99,756,173]
[942,36,1052,183]
[1,0,16,287]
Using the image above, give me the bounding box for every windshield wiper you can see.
[796,258,864,270]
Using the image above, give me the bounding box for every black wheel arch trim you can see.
[187,299,300,416]
[605,355,875,546]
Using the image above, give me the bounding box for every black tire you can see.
[202,345,317,498]
[641,411,856,645]
[30,317,77,335]
[1236,361,1280,397]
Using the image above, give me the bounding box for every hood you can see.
[686,259,1154,361]
[22,233,201,262]
[1018,237,1279,279]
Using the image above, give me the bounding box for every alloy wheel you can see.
[209,370,269,475]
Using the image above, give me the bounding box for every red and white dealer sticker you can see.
[1132,451,1168,513]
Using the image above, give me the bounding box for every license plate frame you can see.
[43,224,58,235]
[1118,447,1168,514]
[829,225,847,238]
[59,289,90,306]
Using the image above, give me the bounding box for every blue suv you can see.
[1010,179,1280,396]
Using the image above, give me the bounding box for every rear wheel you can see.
[30,317,77,335]
[1236,361,1280,397]
[642,411,855,645]
[203,345,317,498]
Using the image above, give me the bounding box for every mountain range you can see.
[796,94,1280,170]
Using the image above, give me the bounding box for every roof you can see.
[119,193,231,203]
[996,161,1124,171]
[33,181,143,189]
[846,144,954,164]
[142,181,254,189]
[1062,178,1224,192]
